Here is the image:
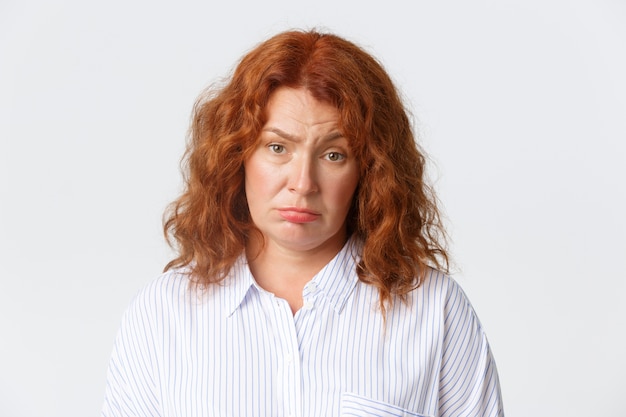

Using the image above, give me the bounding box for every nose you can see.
[288,156,318,195]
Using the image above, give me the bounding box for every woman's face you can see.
[244,87,360,255]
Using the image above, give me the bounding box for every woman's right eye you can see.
[269,144,285,154]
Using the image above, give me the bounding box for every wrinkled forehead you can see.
[260,85,364,149]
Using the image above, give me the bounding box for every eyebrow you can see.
[263,127,344,143]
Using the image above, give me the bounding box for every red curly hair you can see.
[164,29,449,312]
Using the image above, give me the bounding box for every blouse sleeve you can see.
[438,278,504,417]
[102,286,162,417]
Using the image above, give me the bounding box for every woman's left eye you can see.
[269,144,285,154]
[326,152,345,162]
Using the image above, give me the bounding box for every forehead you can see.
[266,87,339,121]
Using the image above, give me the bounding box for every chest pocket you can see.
[339,392,432,417]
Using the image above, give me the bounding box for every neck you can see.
[245,234,347,314]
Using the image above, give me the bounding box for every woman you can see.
[103,30,504,417]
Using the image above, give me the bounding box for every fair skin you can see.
[244,87,360,314]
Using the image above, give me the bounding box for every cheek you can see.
[243,161,260,205]
[331,173,359,210]
[244,159,280,203]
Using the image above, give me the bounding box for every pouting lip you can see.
[277,207,321,215]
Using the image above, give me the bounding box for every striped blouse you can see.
[102,237,504,417]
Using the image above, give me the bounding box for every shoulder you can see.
[121,268,195,324]
[410,268,469,307]
[134,268,190,303]
[401,268,486,331]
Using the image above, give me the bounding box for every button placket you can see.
[271,295,302,417]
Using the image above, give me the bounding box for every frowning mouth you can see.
[277,207,321,223]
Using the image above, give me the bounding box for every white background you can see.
[1,0,625,416]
